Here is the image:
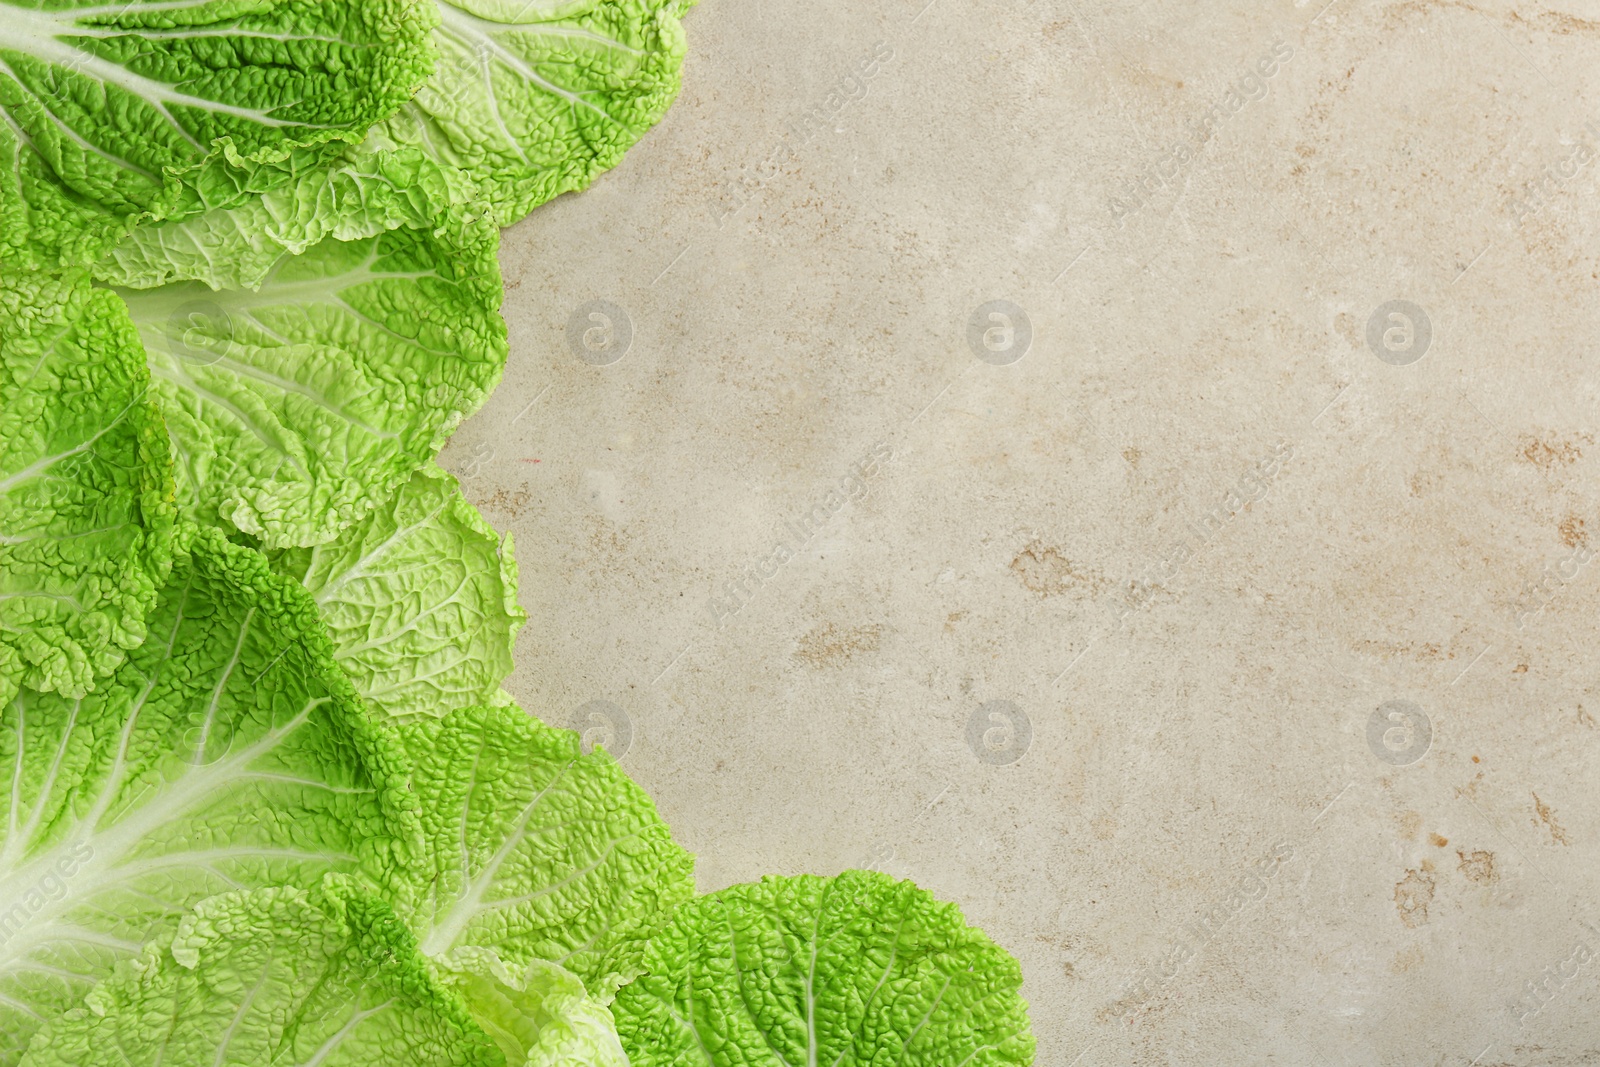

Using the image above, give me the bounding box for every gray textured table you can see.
[444,2,1600,1062]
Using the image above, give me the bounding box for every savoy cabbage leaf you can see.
[95,0,695,291]
[20,882,499,1067]
[398,702,696,1001]
[0,5,1039,1062]
[0,0,439,268]
[612,870,1037,1067]
[0,267,174,703]
[270,463,524,721]
[368,0,692,226]
[112,214,509,550]
[0,525,418,1066]
[95,144,460,293]
[437,948,630,1067]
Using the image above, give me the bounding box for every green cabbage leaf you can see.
[0,268,174,702]
[437,947,630,1067]
[0,6,1039,1065]
[613,870,1037,1067]
[93,0,695,291]
[95,144,458,293]
[0,526,418,1065]
[271,463,523,720]
[19,882,499,1067]
[112,216,508,550]
[398,703,696,1000]
[0,0,438,268]
[370,0,693,227]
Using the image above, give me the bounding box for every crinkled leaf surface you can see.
[272,463,523,720]
[439,948,628,1067]
[612,870,1036,1067]
[95,0,694,284]
[399,703,695,1000]
[96,144,459,293]
[0,0,437,268]
[0,268,174,701]
[370,0,692,227]
[0,526,417,1066]
[112,215,509,549]
[20,883,499,1067]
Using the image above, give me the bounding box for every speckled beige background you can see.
[439,1,1600,1062]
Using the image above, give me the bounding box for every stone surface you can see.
[440,1,1600,1062]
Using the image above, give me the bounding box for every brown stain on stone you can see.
[943,610,967,633]
[1353,639,1453,662]
[1390,945,1425,974]
[586,516,633,556]
[1558,514,1587,548]
[1391,2,1600,39]
[1397,811,1423,841]
[1510,9,1600,37]
[1380,0,1494,38]
[1122,446,1142,469]
[1456,770,1485,801]
[1532,792,1571,845]
[1429,833,1449,848]
[1458,849,1496,884]
[1394,869,1435,928]
[1409,466,1445,498]
[482,485,534,519]
[794,622,882,668]
[1334,312,1360,349]
[1518,433,1588,469]
[1009,540,1105,597]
